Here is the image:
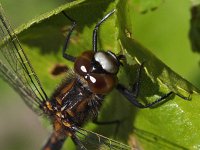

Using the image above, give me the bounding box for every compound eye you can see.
[87,73,117,94]
[74,51,94,76]
[94,51,119,74]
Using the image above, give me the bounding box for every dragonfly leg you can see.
[116,62,190,108]
[41,132,66,150]
[62,11,77,62]
[92,10,115,52]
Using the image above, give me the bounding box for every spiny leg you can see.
[92,9,115,52]
[116,63,189,108]
[42,132,66,150]
[62,11,77,62]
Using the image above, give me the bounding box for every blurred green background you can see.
[0,0,199,150]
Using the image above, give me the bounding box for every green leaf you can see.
[11,0,200,149]
[1,0,66,27]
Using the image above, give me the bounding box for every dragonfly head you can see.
[74,50,123,94]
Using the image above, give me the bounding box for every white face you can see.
[94,51,119,74]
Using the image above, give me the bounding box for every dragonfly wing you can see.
[73,127,134,150]
[0,4,47,114]
[0,60,43,114]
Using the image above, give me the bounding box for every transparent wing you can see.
[0,61,43,114]
[73,127,134,150]
[0,4,47,113]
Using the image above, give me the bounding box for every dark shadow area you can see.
[189,4,200,54]
[19,0,115,56]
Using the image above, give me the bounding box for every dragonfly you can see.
[0,3,189,150]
